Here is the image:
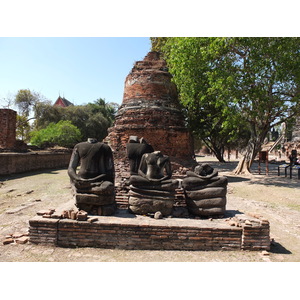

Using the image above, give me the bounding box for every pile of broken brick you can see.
[3,231,29,245]
[36,208,88,221]
[2,208,91,245]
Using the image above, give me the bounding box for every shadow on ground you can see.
[247,177,300,189]
[226,176,250,183]
[224,209,244,218]
[114,209,137,218]
[270,240,292,255]
[0,168,64,182]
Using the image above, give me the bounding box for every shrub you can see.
[30,120,82,148]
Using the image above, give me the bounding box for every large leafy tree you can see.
[155,37,300,174]
[154,37,246,162]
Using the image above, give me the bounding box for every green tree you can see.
[30,120,82,148]
[16,115,31,142]
[34,98,117,142]
[14,89,48,117]
[154,37,243,162]
[150,37,168,52]
[14,89,50,142]
[155,37,300,173]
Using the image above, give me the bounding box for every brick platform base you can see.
[29,209,270,251]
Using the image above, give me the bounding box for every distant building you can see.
[53,96,73,107]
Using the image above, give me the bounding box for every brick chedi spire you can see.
[106,51,196,168]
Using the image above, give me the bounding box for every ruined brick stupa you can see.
[0,109,17,150]
[106,51,195,168]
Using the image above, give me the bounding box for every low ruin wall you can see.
[0,152,72,175]
[29,212,270,251]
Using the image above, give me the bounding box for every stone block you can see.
[15,236,29,244]
[3,238,14,245]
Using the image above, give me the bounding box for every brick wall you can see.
[29,213,270,251]
[0,109,16,149]
[0,152,71,175]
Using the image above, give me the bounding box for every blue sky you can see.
[0,37,151,108]
[0,2,297,111]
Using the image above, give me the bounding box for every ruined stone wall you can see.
[0,109,16,149]
[0,152,71,175]
[29,213,270,251]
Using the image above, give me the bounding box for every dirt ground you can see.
[1,155,300,262]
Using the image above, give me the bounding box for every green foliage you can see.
[155,37,300,164]
[34,98,117,142]
[14,89,48,117]
[156,37,243,161]
[30,120,82,148]
[14,89,50,143]
[150,37,168,52]
[16,114,31,142]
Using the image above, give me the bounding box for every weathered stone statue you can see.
[126,136,154,175]
[128,151,178,216]
[68,138,116,215]
[182,163,228,217]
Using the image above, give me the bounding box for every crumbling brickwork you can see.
[29,212,270,251]
[0,152,71,175]
[0,109,16,149]
[106,51,195,168]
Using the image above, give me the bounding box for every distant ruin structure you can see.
[0,109,16,149]
[106,51,195,168]
[292,117,300,142]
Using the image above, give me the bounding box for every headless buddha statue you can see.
[68,138,116,215]
[128,151,178,216]
[182,163,228,217]
[126,136,154,175]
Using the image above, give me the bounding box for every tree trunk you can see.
[202,139,226,163]
[232,155,252,175]
[233,139,260,175]
[214,148,226,163]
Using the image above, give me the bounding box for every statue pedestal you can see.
[28,208,270,251]
[128,186,176,216]
[71,182,116,216]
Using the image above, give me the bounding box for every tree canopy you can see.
[30,120,82,148]
[154,37,300,173]
[14,89,49,117]
[13,89,51,142]
[34,98,117,143]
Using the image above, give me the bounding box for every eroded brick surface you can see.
[0,109,16,149]
[28,211,270,251]
[106,52,195,168]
